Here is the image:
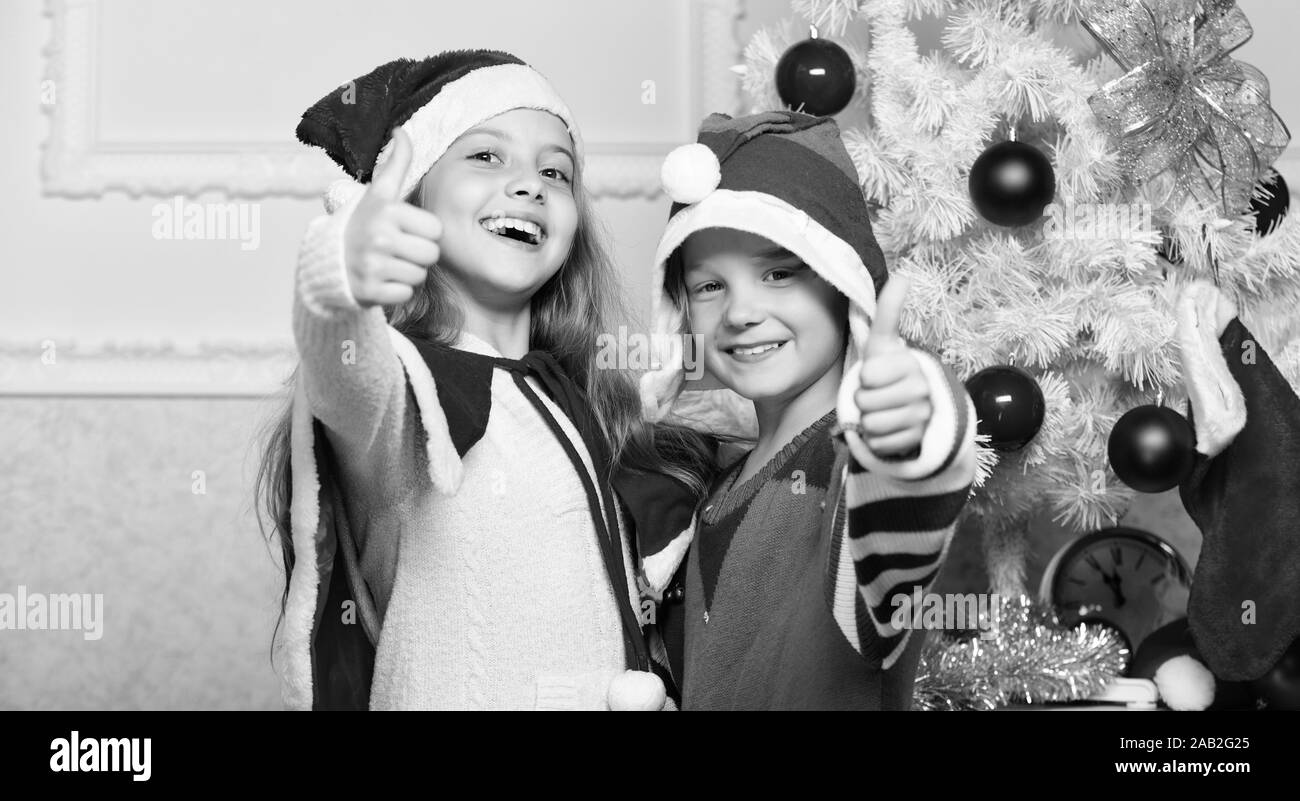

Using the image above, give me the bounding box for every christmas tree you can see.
[738,0,1299,707]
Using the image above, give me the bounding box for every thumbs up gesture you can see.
[854,276,932,457]
[343,129,444,308]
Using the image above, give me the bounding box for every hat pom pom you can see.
[661,143,721,205]
[1154,655,1216,711]
[607,670,667,711]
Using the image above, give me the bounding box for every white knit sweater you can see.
[289,205,637,710]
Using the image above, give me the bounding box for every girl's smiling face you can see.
[681,228,848,404]
[417,108,578,309]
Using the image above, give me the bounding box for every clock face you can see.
[1047,528,1192,656]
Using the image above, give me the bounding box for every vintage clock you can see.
[1040,527,1192,661]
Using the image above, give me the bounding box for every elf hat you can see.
[640,111,887,439]
[297,51,583,213]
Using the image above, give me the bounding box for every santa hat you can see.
[1176,280,1300,681]
[1129,617,1256,710]
[296,51,583,213]
[640,111,888,444]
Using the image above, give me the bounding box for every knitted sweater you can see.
[284,205,641,710]
[672,377,975,709]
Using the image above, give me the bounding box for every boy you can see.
[637,111,977,709]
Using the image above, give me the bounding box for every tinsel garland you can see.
[912,594,1129,710]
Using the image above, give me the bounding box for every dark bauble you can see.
[968,140,1056,226]
[774,37,856,117]
[1252,637,1300,711]
[964,365,1046,451]
[1250,170,1289,236]
[1107,405,1196,493]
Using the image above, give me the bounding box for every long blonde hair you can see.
[255,167,714,644]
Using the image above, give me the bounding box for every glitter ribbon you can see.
[912,595,1129,710]
[1082,0,1290,216]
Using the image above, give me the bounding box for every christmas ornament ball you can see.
[964,365,1046,451]
[1252,637,1300,711]
[968,140,1056,226]
[1250,170,1289,236]
[775,37,856,117]
[1107,405,1196,493]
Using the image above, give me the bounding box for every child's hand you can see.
[854,276,932,457]
[344,129,443,307]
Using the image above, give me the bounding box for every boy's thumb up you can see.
[368,128,412,201]
[863,275,909,357]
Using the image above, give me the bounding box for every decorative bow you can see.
[1082,0,1290,217]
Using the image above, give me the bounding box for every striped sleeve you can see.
[827,352,977,669]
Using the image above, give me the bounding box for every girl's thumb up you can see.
[342,128,443,307]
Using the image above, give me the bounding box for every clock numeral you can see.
[1110,545,1122,567]
[1084,554,1104,574]
[1135,552,1145,571]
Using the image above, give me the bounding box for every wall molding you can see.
[40,0,743,201]
[0,339,297,398]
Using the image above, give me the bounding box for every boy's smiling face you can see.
[680,227,848,404]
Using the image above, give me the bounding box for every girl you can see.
[255,51,699,710]
[636,111,977,709]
